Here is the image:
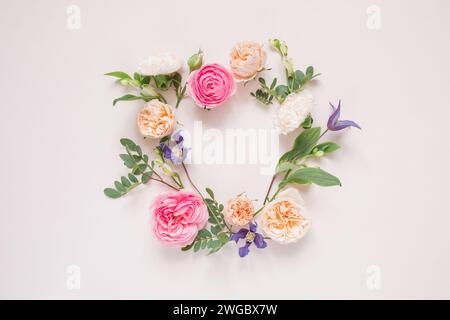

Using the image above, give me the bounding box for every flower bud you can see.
[279,42,288,57]
[269,39,288,56]
[141,85,158,97]
[120,79,129,86]
[314,150,324,157]
[283,58,294,76]
[154,158,175,177]
[269,38,280,50]
[187,50,203,73]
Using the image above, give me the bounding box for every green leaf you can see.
[281,167,341,187]
[120,154,135,168]
[205,187,214,199]
[120,138,136,149]
[121,176,131,187]
[293,127,321,150]
[211,225,222,235]
[311,142,340,156]
[217,232,229,244]
[104,188,122,199]
[300,115,313,129]
[197,229,212,238]
[114,181,126,192]
[141,171,152,184]
[128,173,138,183]
[279,127,321,163]
[275,161,302,174]
[154,75,172,90]
[113,94,146,106]
[181,243,194,251]
[275,85,290,99]
[193,240,202,252]
[105,71,132,80]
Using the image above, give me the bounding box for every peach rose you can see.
[137,99,175,138]
[229,41,266,82]
[261,188,310,244]
[225,194,254,227]
[151,190,208,246]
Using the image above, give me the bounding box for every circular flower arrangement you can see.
[103,38,361,257]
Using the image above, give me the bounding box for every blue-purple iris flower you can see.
[327,100,361,131]
[229,222,267,258]
[160,129,190,165]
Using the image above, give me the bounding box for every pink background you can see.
[1,0,450,299]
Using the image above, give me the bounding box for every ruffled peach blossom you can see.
[224,194,254,227]
[137,99,175,138]
[261,188,310,244]
[229,41,266,82]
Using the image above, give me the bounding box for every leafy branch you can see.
[181,188,230,255]
[255,127,342,214]
[103,138,180,199]
[250,39,320,105]
[105,71,186,106]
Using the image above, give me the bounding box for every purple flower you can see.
[327,100,361,131]
[160,129,190,165]
[229,222,267,258]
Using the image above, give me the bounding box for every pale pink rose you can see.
[230,41,266,82]
[151,190,208,246]
[187,63,236,109]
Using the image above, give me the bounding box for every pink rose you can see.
[187,63,236,109]
[151,190,208,246]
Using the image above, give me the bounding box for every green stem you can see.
[175,84,186,108]
[263,174,277,204]
[150,177,180,191]
[319,128,329,140]
[182,162,232,233]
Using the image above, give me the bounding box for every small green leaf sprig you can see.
[182,188,230,255]
[105,50,203,108]
[250,39,320,105]
[103,138,183,199]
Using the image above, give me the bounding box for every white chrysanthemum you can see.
[138,53,183,76]
[274,90,314,135]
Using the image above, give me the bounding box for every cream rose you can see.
[274,90,314,135]
[224,194,254,227]
[261,188,310,244]
[137,100,175,139]
[138,53,183,76]
[229,41,266,82]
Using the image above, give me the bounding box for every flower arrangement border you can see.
[103,39,361,257]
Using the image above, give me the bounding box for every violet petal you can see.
[254,233,268,249]
[238,242,251,258]
[229,229,248,243]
